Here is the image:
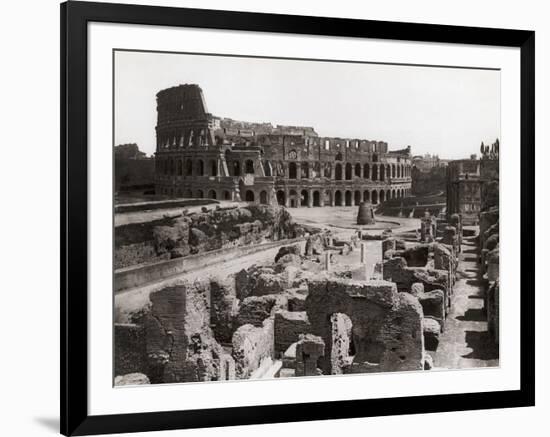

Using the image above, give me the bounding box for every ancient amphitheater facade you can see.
[155,84,412,207]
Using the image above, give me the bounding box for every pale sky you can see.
[114,50,500,159]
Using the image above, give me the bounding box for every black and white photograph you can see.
[113,50,501,386]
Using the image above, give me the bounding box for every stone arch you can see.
[170,159,175,176]
[345,190,352,206]
[372,190,378,204]
[289,189,298,208]
[335,190,343,206]
[245,190,255,202]
[301,190,309,207]
[324,190,332,205]
[301,162,309,179]
[264,161,272,177]
[260,190,268,204]
[354,190,361,205]
[324,163,332,178]
[363,163,370,180]
[196,159,204,176]
[196,189,204,199]
[392,189,396,199]
[232,161,241,176]
[345,163,352,180]
[177,160,183,176]
[313,190,321,207]
[185,159,193,176]
[372,164,378,181]
[276,190,286,206]
[289,162,297,179]
[380,164,385,181]
[223,190,231,200]
[363,190,370,202]
[245,159,254,174]
[335,152,343,161]
[355,163,362,178]
[335,163,343,180]
[380,190,385,203]
[209,160,217,177]
[392,164,396,178]
[207,189,217,199]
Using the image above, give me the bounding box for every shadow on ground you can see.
[462,330,499,360]
[456,308,486,322]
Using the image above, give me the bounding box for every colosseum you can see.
[154,84,412,207]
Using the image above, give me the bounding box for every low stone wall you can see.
[115,238,303,291]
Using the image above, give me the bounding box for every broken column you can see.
[295,334,325,377]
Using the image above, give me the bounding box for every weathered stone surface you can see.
[423,317,440,351]
[357,202,376,225]
[210,279,238,344]
[114,373,150,386]
[418,289,445,322]
[306,279,424,374]
[232,318,274,379]
[114,323,147,377]
[487,248,499,282]
[329,313,353,375]
[237,294,287,327]
[487,281,499,343]
[402,245,430,267]
[275,244,301,263]
[305,234,324,256]
[410,282,425,297]
[434,244,453,271]
[274,310,311,354]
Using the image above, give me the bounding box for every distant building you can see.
[445,140,499,225]
[412,153,450,172]
[114,144,154,191]
[154,84,412,207]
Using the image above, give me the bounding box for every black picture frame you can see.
[61,1,535,435]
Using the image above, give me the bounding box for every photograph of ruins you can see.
[113,51,500,386]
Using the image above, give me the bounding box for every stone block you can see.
[423,317,441,351]
[274,310,311,354]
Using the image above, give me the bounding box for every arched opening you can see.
[397,165,401,178]
[372,153,378,162]
[324,163,332,178]
[335,163,343,180]
[245,190,255,202]
[260,190,268,204]
[264,161,272,176]
[196,189,204,199]
[345,163,352,180]
[300,190,309,207]
[184,189,192,198]
[363,163,370,180]
[401,188,405,198]
[289,190,298,208]
[380,190,385,203]
[363,190,370,202]
[325,190,332,206]
[354,190,361,205]
[210,160,217,177]
[232,161,241,176]
[276,190,286,206]
[170,160,175,175]
[355,163,361,178]
[345,190,352,206]
[392,189,396,199]
[335,152,343,161]
[335,190,343,206]
[380,164,385,181]
[289,162,297,179]
[372,190,378,204]
[313,191,320,207]
[301,162,309,179]
[185,160,193,176]
[207,189,217,199]
[196,160,204,176]
[392,164,396,178]
[223,190,231,200]
[372,164,378,181]
[245,160,254,174]
[177,160,183,176]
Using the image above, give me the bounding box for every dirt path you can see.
[431,235,499,369]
